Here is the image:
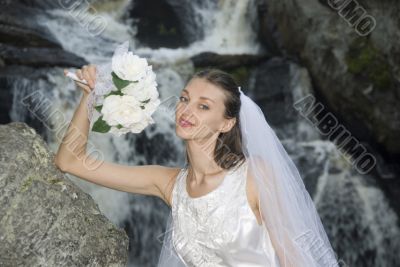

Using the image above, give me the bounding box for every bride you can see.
[55,65,339,267]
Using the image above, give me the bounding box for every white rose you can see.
[142,98,161,116]
[129,115,154,133]
[109,115,154,136]
[109,126,131,137]
[101,95,144,128]
[112,51,149,81]
[122,84,159,102]
[132,67,157,90]
[121,69,158,100]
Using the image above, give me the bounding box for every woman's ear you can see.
[220,117,236,133]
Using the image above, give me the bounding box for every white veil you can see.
[238,87,339,266]
[156,211,186,267]
[156,87,339,267]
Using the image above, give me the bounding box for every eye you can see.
[179,96,209,110]
[200,104,209,110]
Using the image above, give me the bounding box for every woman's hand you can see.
[64,64,97,95]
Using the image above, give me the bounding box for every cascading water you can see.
[14,0,261,266]
[7,0,400,266]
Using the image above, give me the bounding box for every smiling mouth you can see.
[178,117,194,127]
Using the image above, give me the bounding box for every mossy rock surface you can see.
[0,122,129,266]
[191,52,269,86]
[256,0,400,155]
[346,38,393,90]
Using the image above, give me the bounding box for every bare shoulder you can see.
[154,166,182,208]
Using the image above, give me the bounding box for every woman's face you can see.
[175,78,235,140]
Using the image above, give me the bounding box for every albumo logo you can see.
[327,0,377,36]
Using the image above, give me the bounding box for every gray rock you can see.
[190,52,270,70]
[0,122,129,266]
[0,43,87,68]
[127,0,190,49]
[0,3,61,48]
[251,57,298,126]
[257,0,400,156]
[0,2,87,68]
[14,0,110,10]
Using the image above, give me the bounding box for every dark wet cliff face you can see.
[0,2,86,129]
[257,0,400,158]
[127,0,189,49]
[256,1,400,265]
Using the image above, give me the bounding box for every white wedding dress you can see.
[170,159,281,267]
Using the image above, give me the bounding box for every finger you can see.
[82,67,90,85]
[76,69,83,80]
[87,64,96,88]
[83,66,94,89]
[75,69,90,92]
[76,81,90,92]
[82,66,93,89]
[81,83,91,93]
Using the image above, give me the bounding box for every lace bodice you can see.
[171,159,281,267]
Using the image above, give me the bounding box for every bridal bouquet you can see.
[84,41,160,136]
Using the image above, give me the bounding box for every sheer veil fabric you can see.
[157,211,186,266]
[237,87,339,267]
[157,87,339,267]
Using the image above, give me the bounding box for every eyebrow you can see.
[182,89,215,103]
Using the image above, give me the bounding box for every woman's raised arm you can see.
[54,65,178,207]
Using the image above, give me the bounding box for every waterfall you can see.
[6,0,400,266]
[18,0,262,266]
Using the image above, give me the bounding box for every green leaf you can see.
[116,124,123,129]
[92,116,111,133]
[105,90,123,97]
[94,105,102,112]
[141,98,151,104]
[112,71,132,90]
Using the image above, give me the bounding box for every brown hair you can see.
[184,68,246,171]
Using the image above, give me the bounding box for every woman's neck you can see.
[186,138,225,184]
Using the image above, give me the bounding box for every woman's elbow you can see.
[54,156,70,173]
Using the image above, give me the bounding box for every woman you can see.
[55,66,339,267]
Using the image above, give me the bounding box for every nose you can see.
[177,100,193,115]
[177,102,196,123]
